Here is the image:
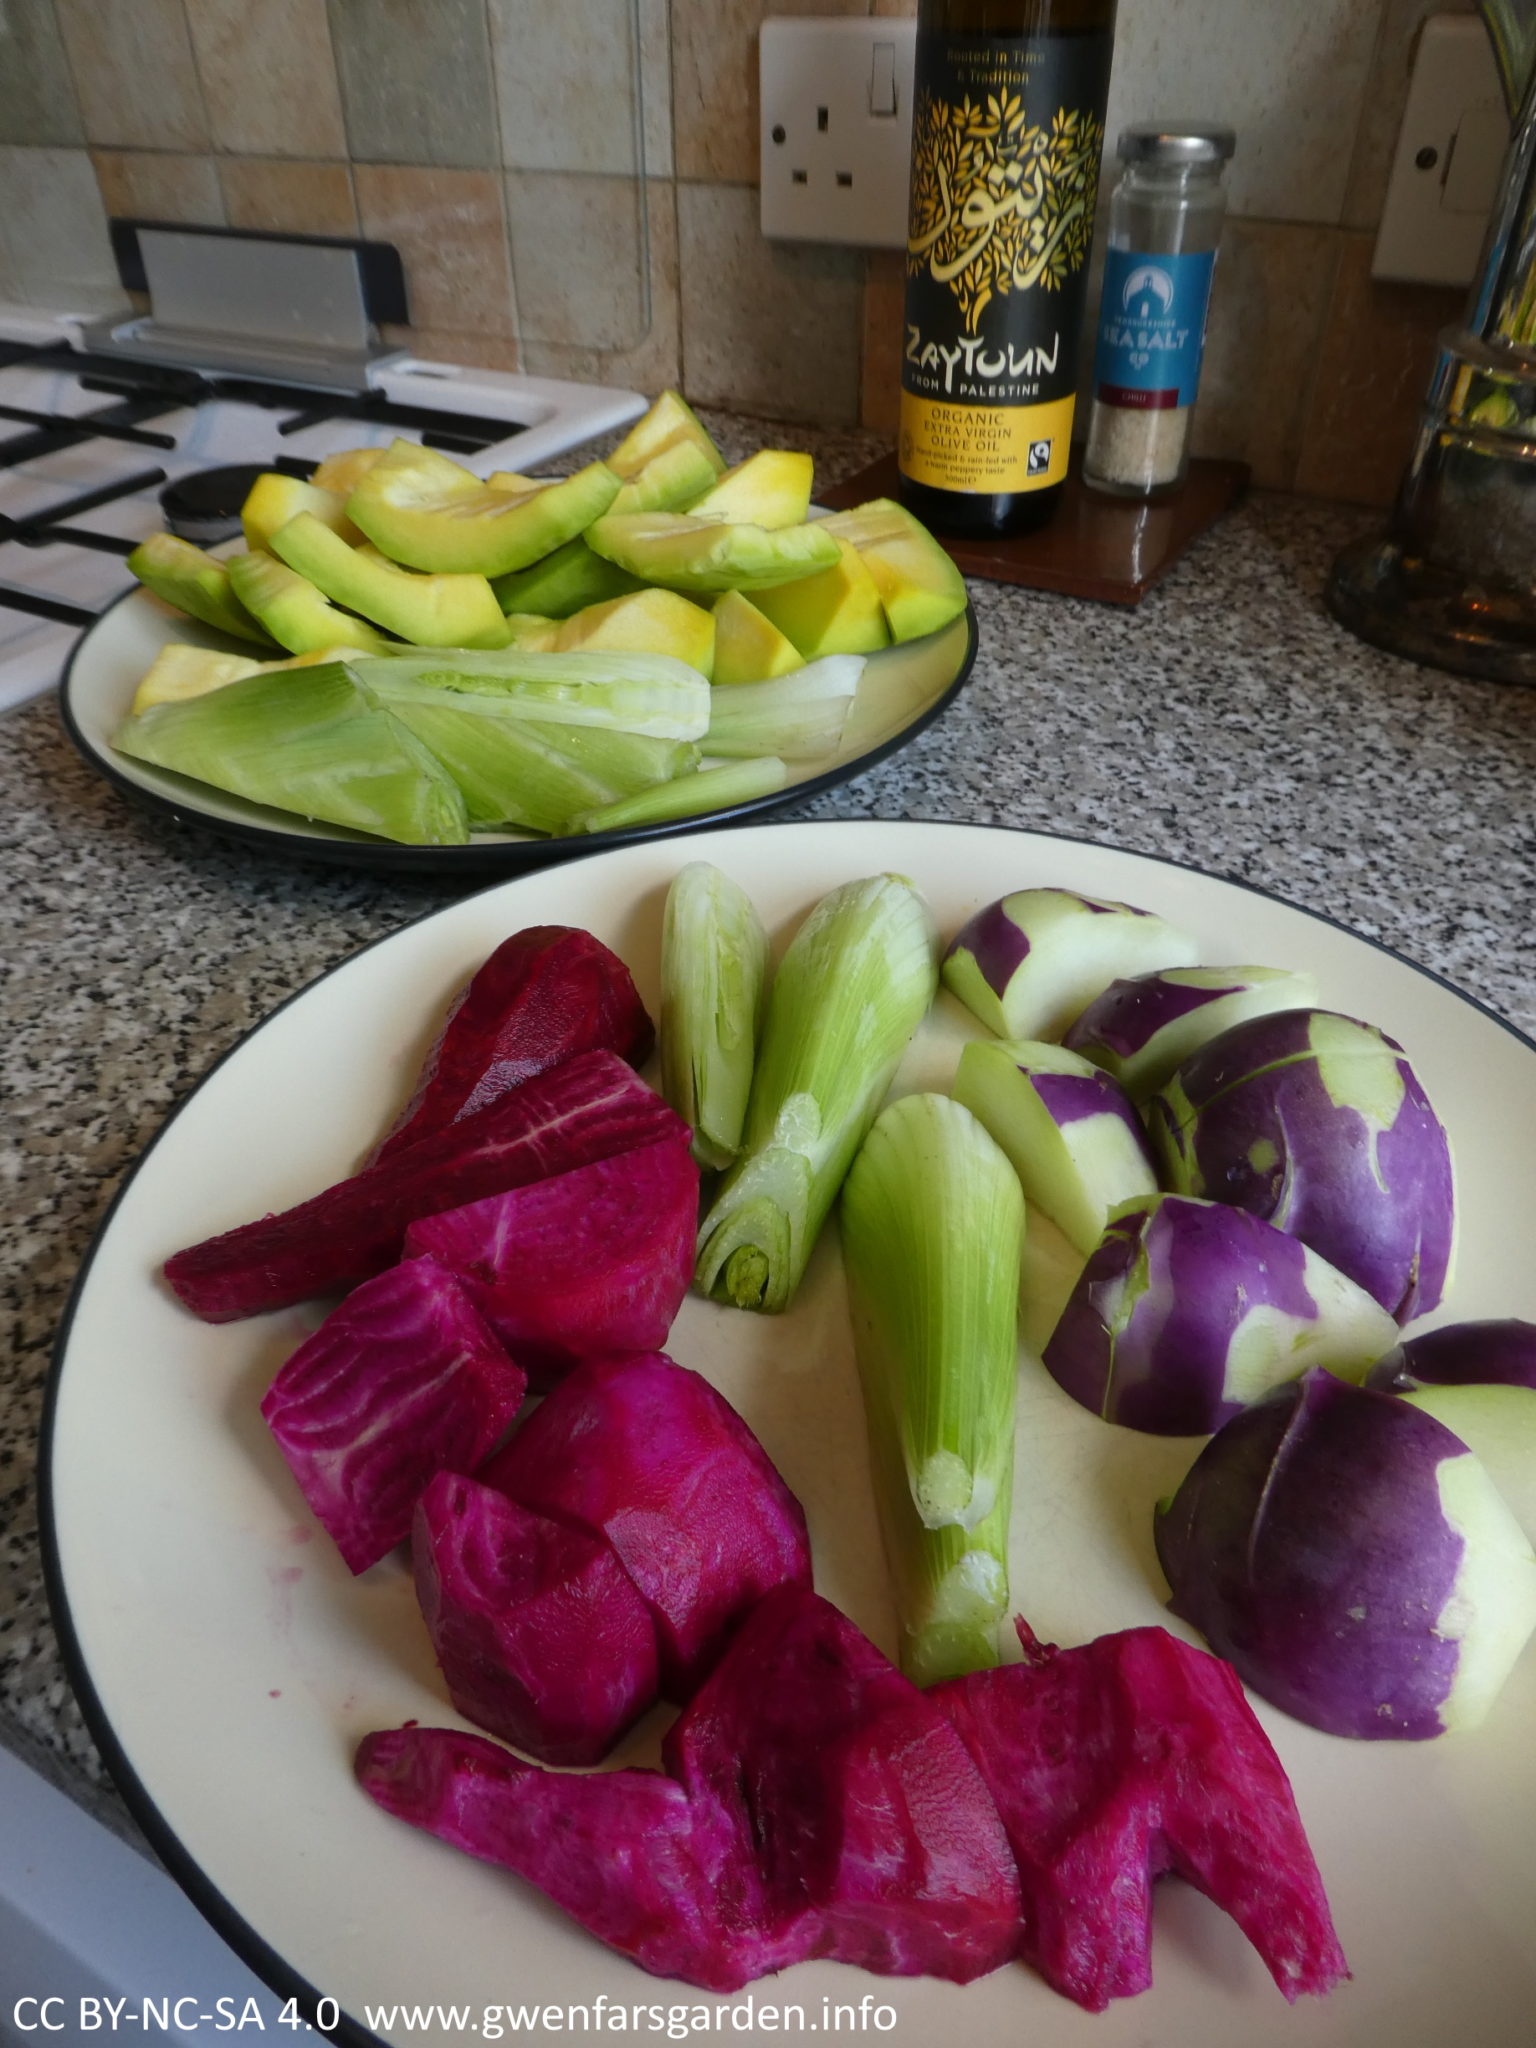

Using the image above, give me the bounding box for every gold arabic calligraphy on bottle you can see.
[907,91,1102,334]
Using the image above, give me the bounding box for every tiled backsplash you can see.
[0,0,1486,504]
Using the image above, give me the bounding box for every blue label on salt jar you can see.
[1093,248,1217,409]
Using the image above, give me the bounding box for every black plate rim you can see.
[39,815,1536,2044]
[57,585,981,876]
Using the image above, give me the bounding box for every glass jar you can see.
[1082,123,1235,498]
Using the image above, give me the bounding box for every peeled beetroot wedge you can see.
[164,1050,686,1321]
[404,1136,699,1388]
[356,1587,1019,1992]
[413,1471,659,1764]
[357,1723,785,1992]
[371,925,654,1164]
[932,1623,1349,2012]
[480,1354,811,1696]
[260,1257,526,1574]
[664,1587,1021,1983]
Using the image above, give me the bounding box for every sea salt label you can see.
[1093,249,1217,409]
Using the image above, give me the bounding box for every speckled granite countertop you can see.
[4,416,1536,1853]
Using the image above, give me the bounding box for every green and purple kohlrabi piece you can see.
[1061,964,1319,1100]
[952,1039,1157,1256]
[941,887,1200,1042]
[1366,1316,1536,1392]
[1147,1008,1455,1324]
[1043,1195,1399,1436]
[1155,1369,1536,1739]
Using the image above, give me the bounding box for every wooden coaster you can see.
[820,446,1250,607]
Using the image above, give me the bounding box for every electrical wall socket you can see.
[760,18,916,248]
[1373,14,1510,285]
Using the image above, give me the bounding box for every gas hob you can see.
[0,307,645,715]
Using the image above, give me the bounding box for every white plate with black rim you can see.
[57,585,977,877]
[42,819,1536,2048]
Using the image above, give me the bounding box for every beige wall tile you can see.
[490,0,643,178]
[1294,231,1463,504]
[678,180,863,423]
[672,0,868,185]
[1343,0,1479,230]
[504,172,648,351]
[55,0,208,152]
[219,159,358,236]
[640,0,674,178]
[861,247,903,435]
[185,0,347,160]
[0,144,123,306]
[354,165,516,337]
[518,179,681,394]
[380,324,520,372]
[0,0,85,147]
[1105,0,1380,225]
[91,152,225,227]
[329,0,497,169]
[1189,219,1341,489]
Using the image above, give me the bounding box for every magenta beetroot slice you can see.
[931,1622,1349,2012]
[356,1723,784,1993]
[355,1587,1019,1993]
[404,1134,698,1391]
[260,1257,526,1575]
[480,1353,811,1696]
[372,925,653,1165]
[165,1050,685,1322]
[664,1586,1021,1983]
[413,1471,658,1765]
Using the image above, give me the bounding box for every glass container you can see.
[1082,123,1235,498]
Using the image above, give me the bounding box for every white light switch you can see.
[1373,15,1511,286]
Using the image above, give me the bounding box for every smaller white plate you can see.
[58,584,976,875]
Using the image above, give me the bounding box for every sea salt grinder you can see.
[1083,123,1235,498]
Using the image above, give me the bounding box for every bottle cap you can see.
[1116,123,1236,165]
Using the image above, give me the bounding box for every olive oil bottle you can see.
[898,0,1117,537]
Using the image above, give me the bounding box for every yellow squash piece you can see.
[127,533,273,645]
[226,549,396,657]
[711,590,805,686]
[240,473,360,553]
[347,439,620,578]
[607,390,725,481]
[129,642,368,715]
[687,449,814,531]
[270,514,510,648]
[555,588,716,680]
[749,535,891,658]
[309,446,387,494]
[499,613,561,652]
[817,499,969,643]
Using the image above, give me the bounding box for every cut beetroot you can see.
[356,1586,1019,1992]
[372,926,653,1165]
[480,1353,811,1696]
[166,1051,685,1322]
[931,1623,1349,2012]
[413,1471,658,1765]
[260,1257,526,1574]
[356,1722,787,1993]
[404,1135,698,1389]
[665,1586,1021,1983]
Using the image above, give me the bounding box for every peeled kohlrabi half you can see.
[1042,1194,1399,1436]
[1062,964,1319,1101]
[951,1038,1157,1257]
[1366,1317,1536,1393]
[941,888,1200,1042]
[1155,1369,1536,1740]
[1398,1383,1536,1544]
[1148,1008,1455,1323]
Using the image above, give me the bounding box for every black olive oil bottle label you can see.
[900,30,1111,498]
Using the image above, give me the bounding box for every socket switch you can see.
[760,18,917,248]
[1373,14,1510,286]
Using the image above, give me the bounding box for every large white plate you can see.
[43,821,1536,2048]
[57,583,975,876]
